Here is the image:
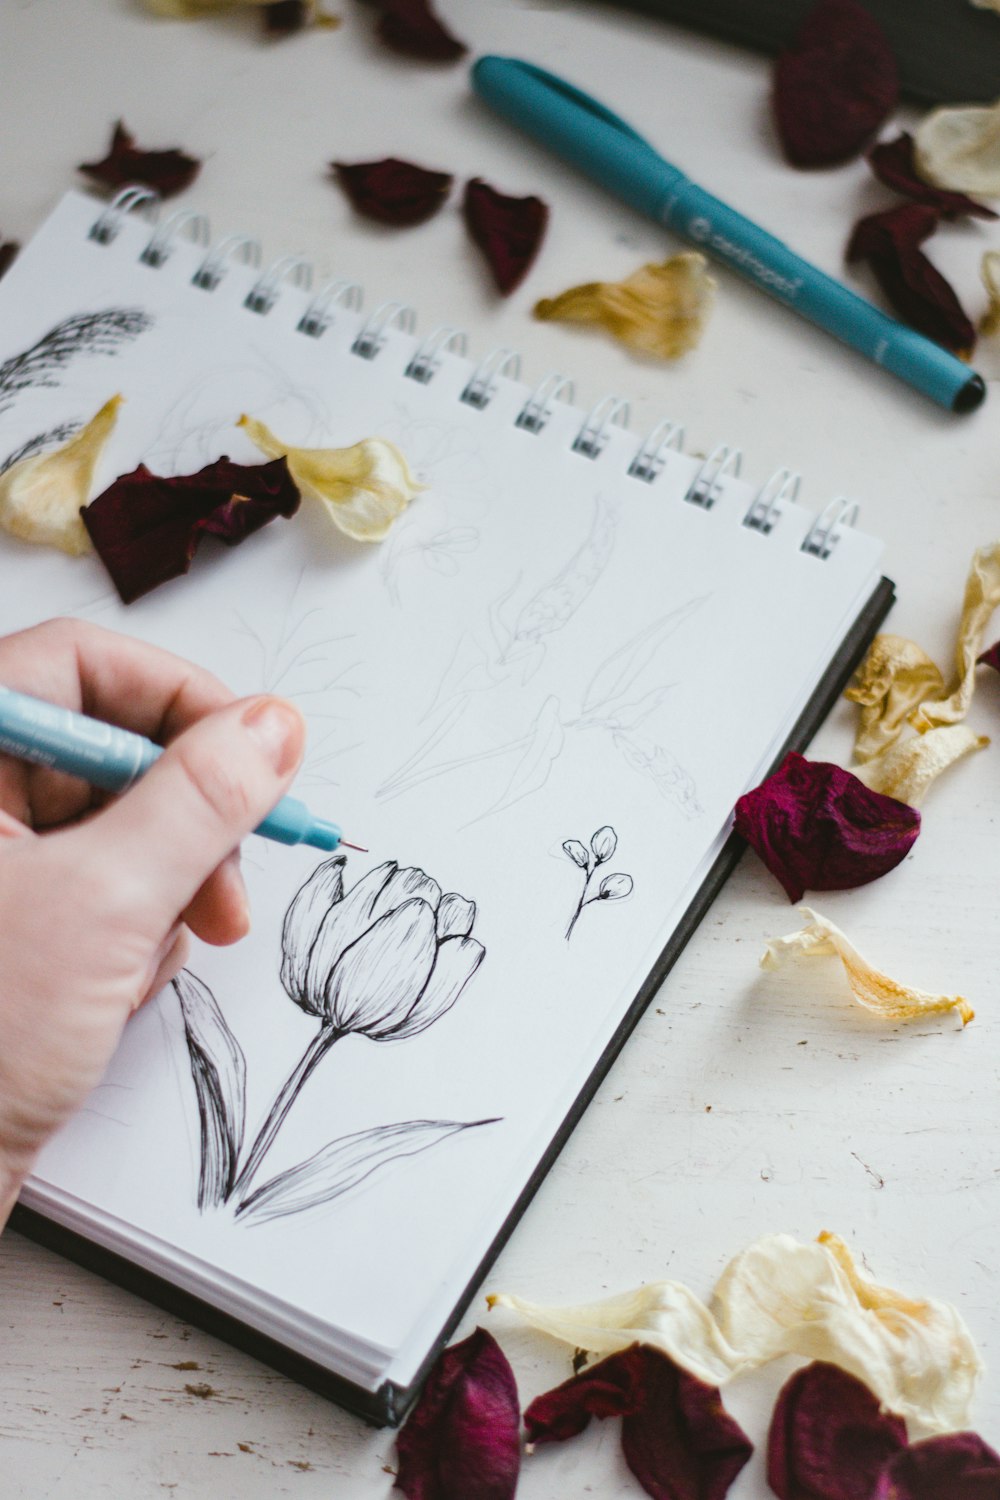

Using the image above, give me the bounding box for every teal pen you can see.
[0,684,362,853]
[471,56,986,415]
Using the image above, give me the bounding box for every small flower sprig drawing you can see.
[562,825,634,940]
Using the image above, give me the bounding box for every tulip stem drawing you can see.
[563,826,634,940]
[173,856,498,1223]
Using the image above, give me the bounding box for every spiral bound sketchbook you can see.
[2,189,892,1425]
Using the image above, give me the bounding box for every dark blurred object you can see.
[596,0,1000,104]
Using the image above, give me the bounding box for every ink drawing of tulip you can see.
[232,856,485,1198]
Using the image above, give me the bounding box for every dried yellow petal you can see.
[761,906,974,1024]
[490,1231,982,1432]
[911,541,1000,730]
[238,415,424,542]
[980,249,1000,336]
[845,633,945,761]
[532,253,715,359]
[0,395,122,556]
[913,98,1000,197]
[854,723,988,804]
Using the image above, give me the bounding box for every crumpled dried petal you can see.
[846,204,977,354]
[0,394,122,556]
[395,1327,520,1500]
[867,134,997,219]
[82,455,299,603]
[854,724,988,805]
[913,99,1000,199]
[79,120,201,199]
[534,254,715,359]
[733,752,920,903]
[463,179,549,295]
[772,0,898,167]
[761,906,974,1025]
[845,634,946,762]
[768,1362,908,1500]
[874,1432,1000,1498]
[374,0,467,61]
[524,1345,753,1500]
[331,157,453,226]
[0,239,18,280]
[491,1231,983,1433]
[911,542,1000,730]
[980,250,1000,336]
[239,415,423,541]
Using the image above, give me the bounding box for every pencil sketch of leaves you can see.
[1,421,80,474]
[234,1117,500,1226]
[582,596,707,716]
[583,684,674,734]
[172,970,246,1211]
[0,309,153,416]
[613,731,703,818]
[472,696,564,822]
[422,526,480,575]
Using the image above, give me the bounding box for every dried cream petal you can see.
[239,415,424,542]
[911,542,1000,730]
[845,634,945,762]
[0,395,122,556]
[761,906,974,1025]
[855,724,988,804]
[533,253,715,359]
[980,249,1000,336]
[913,98,1000,197]
[970,0,1000,11]
[491,1231,982,1433]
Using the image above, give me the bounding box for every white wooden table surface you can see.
[3,1,1000,1495]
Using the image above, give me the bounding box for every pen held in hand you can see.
[0,685,363,854]
[471,55,986,414]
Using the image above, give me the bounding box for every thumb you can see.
[73,696,305,927]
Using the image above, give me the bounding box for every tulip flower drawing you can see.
[171,856,494,1223]
[563,825,634,939]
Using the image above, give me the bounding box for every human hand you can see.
[0,618,305,1225]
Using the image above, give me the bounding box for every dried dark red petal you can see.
[733,751,921,903]
[977,642,1000,674]
[463,179,549,295]
[867,134,997,221]
[394,1327,520,1500]
[874,1432,1000,1499]
[78,121,201,201]
[375,0,467,62]
[82,456,299,604]
[524,1344,753,1500]
[0,240,18,281]
[768,1362,908,1500]
[263,0,309,34]
[847,203,977,354]
[773,0,898,168]
[331,157,453,227]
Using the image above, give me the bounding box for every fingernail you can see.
[243,697,303,776]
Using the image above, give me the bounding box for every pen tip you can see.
[340,839,368,853]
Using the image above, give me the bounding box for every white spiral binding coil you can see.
[515,372,575,434]
[89,186,160,245]
[85,191,859,560]
[245,255,313,315]
[460,347,522,409]
[405,326,468,384]
[352,300,417,360]
[298,279,364,337]
[139,209,210,268]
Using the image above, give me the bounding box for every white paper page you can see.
[0,193,884,1375]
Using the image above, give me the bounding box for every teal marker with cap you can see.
[0,685,357,852]
[471,56,986,414]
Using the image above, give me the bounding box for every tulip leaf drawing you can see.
[228,856,488,1206]
[235,1118,499,1226]
[172,969,247,1210]
[581,596,707,716]
[0,309,153,417]
[563,825,634,940]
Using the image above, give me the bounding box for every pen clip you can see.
[489,58,659,154]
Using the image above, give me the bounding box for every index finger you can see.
[0,617,236,826]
